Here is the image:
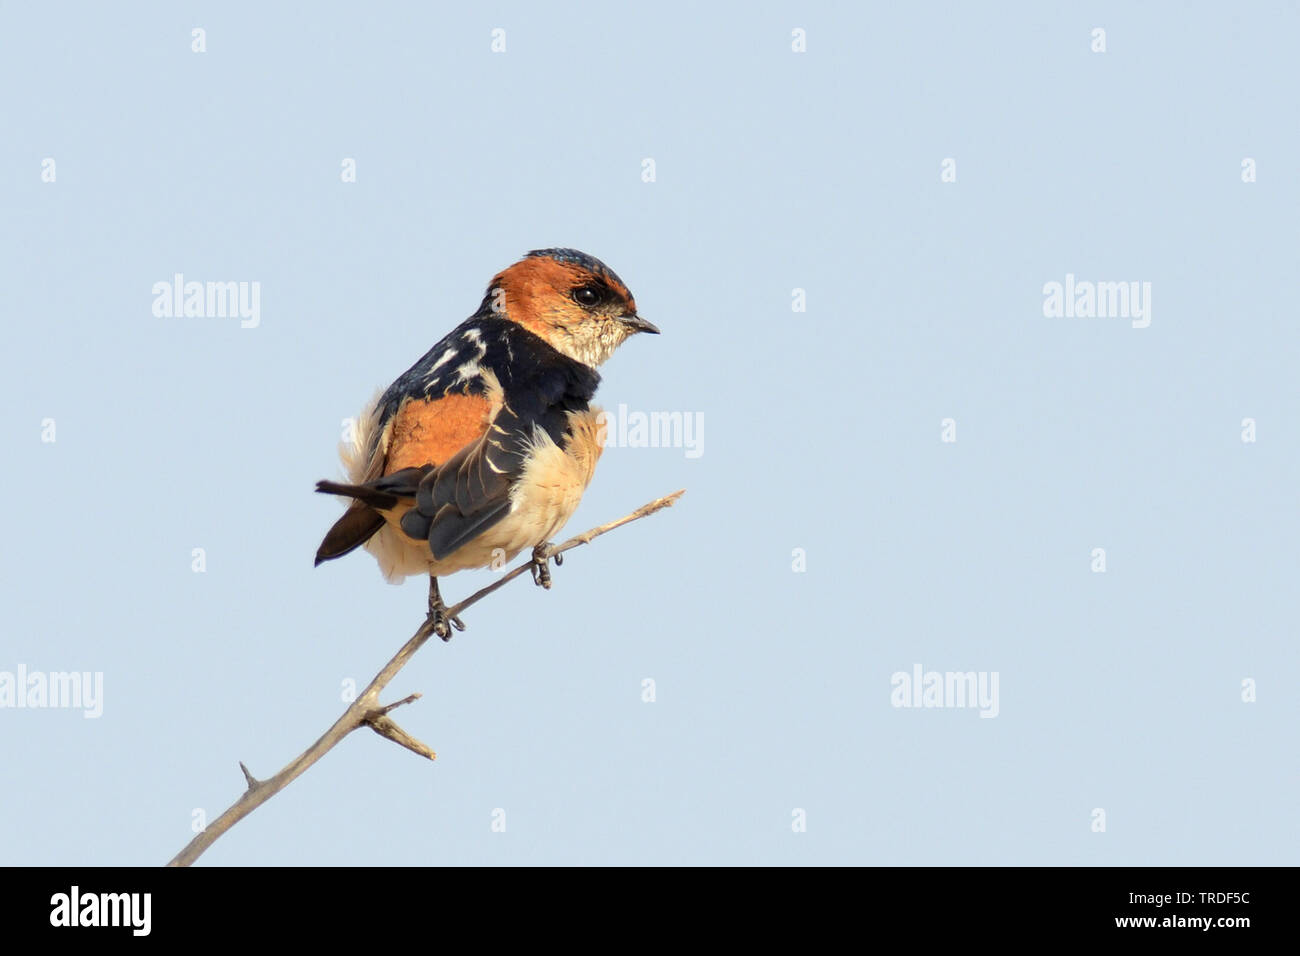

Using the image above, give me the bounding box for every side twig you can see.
[165,489,684,867]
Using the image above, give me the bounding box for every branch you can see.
[165,488,684,867]
[443,489,686,620]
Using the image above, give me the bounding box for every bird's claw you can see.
[531,544,556,589]
[427,576,466,642]
[427,605,466,642]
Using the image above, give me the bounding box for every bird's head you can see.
[482,248,658,367]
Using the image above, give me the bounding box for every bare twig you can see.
[442,490,685,620]
[373,692,422,717]
[165,489,684,867]
[364,713,436,760]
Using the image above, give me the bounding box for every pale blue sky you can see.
[1,1,1296,865]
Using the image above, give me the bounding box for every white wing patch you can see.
[450,327,489,385]
[425,348,457,380]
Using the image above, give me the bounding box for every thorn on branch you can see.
[375,692,422,717]
[239,761,261,791]
[364,713,437,761]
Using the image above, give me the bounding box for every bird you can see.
[314,248,658,639]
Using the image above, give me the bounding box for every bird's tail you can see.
[313,467,430,566]
[316,479,403,511]
[314,501,385,565]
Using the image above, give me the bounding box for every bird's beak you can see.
[621,313,660,334]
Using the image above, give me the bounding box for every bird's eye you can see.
[572,285,603,307]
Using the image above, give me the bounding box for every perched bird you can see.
[314,249,658,638]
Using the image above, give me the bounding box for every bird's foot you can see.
[427,601,466,642]
[427,578,466,642]
[530,544,561,589]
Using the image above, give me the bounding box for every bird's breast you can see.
[501,405,605,547]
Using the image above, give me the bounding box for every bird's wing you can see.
[373,316,603,561]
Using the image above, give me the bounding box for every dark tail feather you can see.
[314,467,430,565]
[315,479,402,511]
[315,467,428,509]
[315,503,386,566]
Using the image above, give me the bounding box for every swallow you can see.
[314,248,658,639]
